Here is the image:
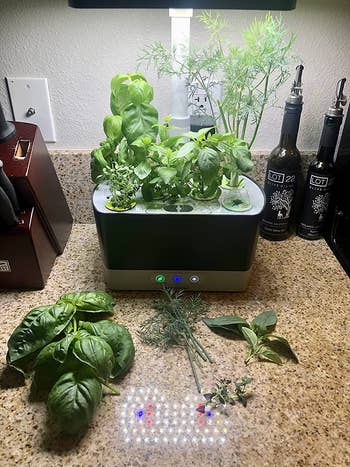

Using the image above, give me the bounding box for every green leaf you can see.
[134,161,152,180]
[178,160,191,180]
[91,148,109,184]
[34,334,74,367]
[231,142,252,171]
[176,141,196,158]
[103,115,123,142]
[128,79,153,105]
[198,147,220,185]
[156,167,177,185]
[257,346,283,365]
[6,303,76,375]
[181,130,201,140]
[251,310,277,334]
[47,370,102,435]
[266,335,299,363]
[203,315,250,337]
[58,291,115,313]
[241,326,259,350]
[162,135,184,148]
[32,352,62,395]
[236,155,254,173]
[80,320,135,379]
[34,341,57,368]
[122,103,158,145]
[53,335,75,363]
[72,335,115,380]
[182,127,213,141]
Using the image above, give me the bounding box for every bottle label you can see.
[298,173,334,239]
[261,169,298,235]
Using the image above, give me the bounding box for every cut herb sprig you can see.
[138,287,212,392]
[204,310,298,365]
[203,376,253,409]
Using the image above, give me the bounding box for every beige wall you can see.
[0,0,349,151]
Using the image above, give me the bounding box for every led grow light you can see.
[118,387,230,447]
[69,1,297,9]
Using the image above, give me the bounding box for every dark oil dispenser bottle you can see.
[298,78,347,240]
[260,65,304,241]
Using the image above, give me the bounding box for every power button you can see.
[189,275,200,283]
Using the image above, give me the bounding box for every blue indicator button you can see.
[172,275,182,283]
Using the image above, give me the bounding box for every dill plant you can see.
[138,12,296,148]
[138,288,212,392]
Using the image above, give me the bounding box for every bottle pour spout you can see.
[328,78,347,117]
[334,78,347,108]
[292,64,304,96]
[287,64,304,105]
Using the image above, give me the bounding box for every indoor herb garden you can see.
[91,72,254,212]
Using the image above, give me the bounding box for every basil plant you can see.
[91,72,254,206]
[6,291,135,435]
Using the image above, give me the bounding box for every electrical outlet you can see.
[6,77,56,142]
[188,81,221,117]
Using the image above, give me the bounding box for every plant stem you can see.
[241,113,249,140]
[217,101,229,132]
[183,333,204,367]
[249,72,270,148]
[186,345,201,393]
[191,334,213,363]
[100,380,120,395]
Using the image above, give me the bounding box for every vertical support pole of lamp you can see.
[169,8,193,135]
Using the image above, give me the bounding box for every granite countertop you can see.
[0,225,349,467]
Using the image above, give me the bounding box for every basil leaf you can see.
[156,167,177,185]
[58,291,115,313]
[103,115,122,142]
[6,303,76,375]
[257,346,283,365]
[32,344,78,396]
[31,360,62,397]
[134,161,152,180]
[252,310,277,329]
[198,147,220,185]
[203,316,250,338]
[47,370,102,435]
[266,335,299,363]
[53,335,75,363]
[241,327,259,351]
[73,335,115,380]
[176,141,195,158]
[128,79,153,105]
[122,102,158,145]
[203,315,250,328]
[79,321,135,379]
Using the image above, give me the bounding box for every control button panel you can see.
[154,274,200,286]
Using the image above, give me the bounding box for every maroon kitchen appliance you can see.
[0,103,72,289]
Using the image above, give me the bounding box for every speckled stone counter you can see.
[0,225,349,467]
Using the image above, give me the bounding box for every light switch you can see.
[6,77,56,143]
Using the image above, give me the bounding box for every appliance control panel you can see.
[104,269,251,291]
[154,273,200,286]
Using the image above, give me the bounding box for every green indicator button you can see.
[155,274,165,283]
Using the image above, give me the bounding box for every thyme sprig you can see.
[138,288,212,392]
[203,376,252,408]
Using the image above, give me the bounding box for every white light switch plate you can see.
[6,77,56,142]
